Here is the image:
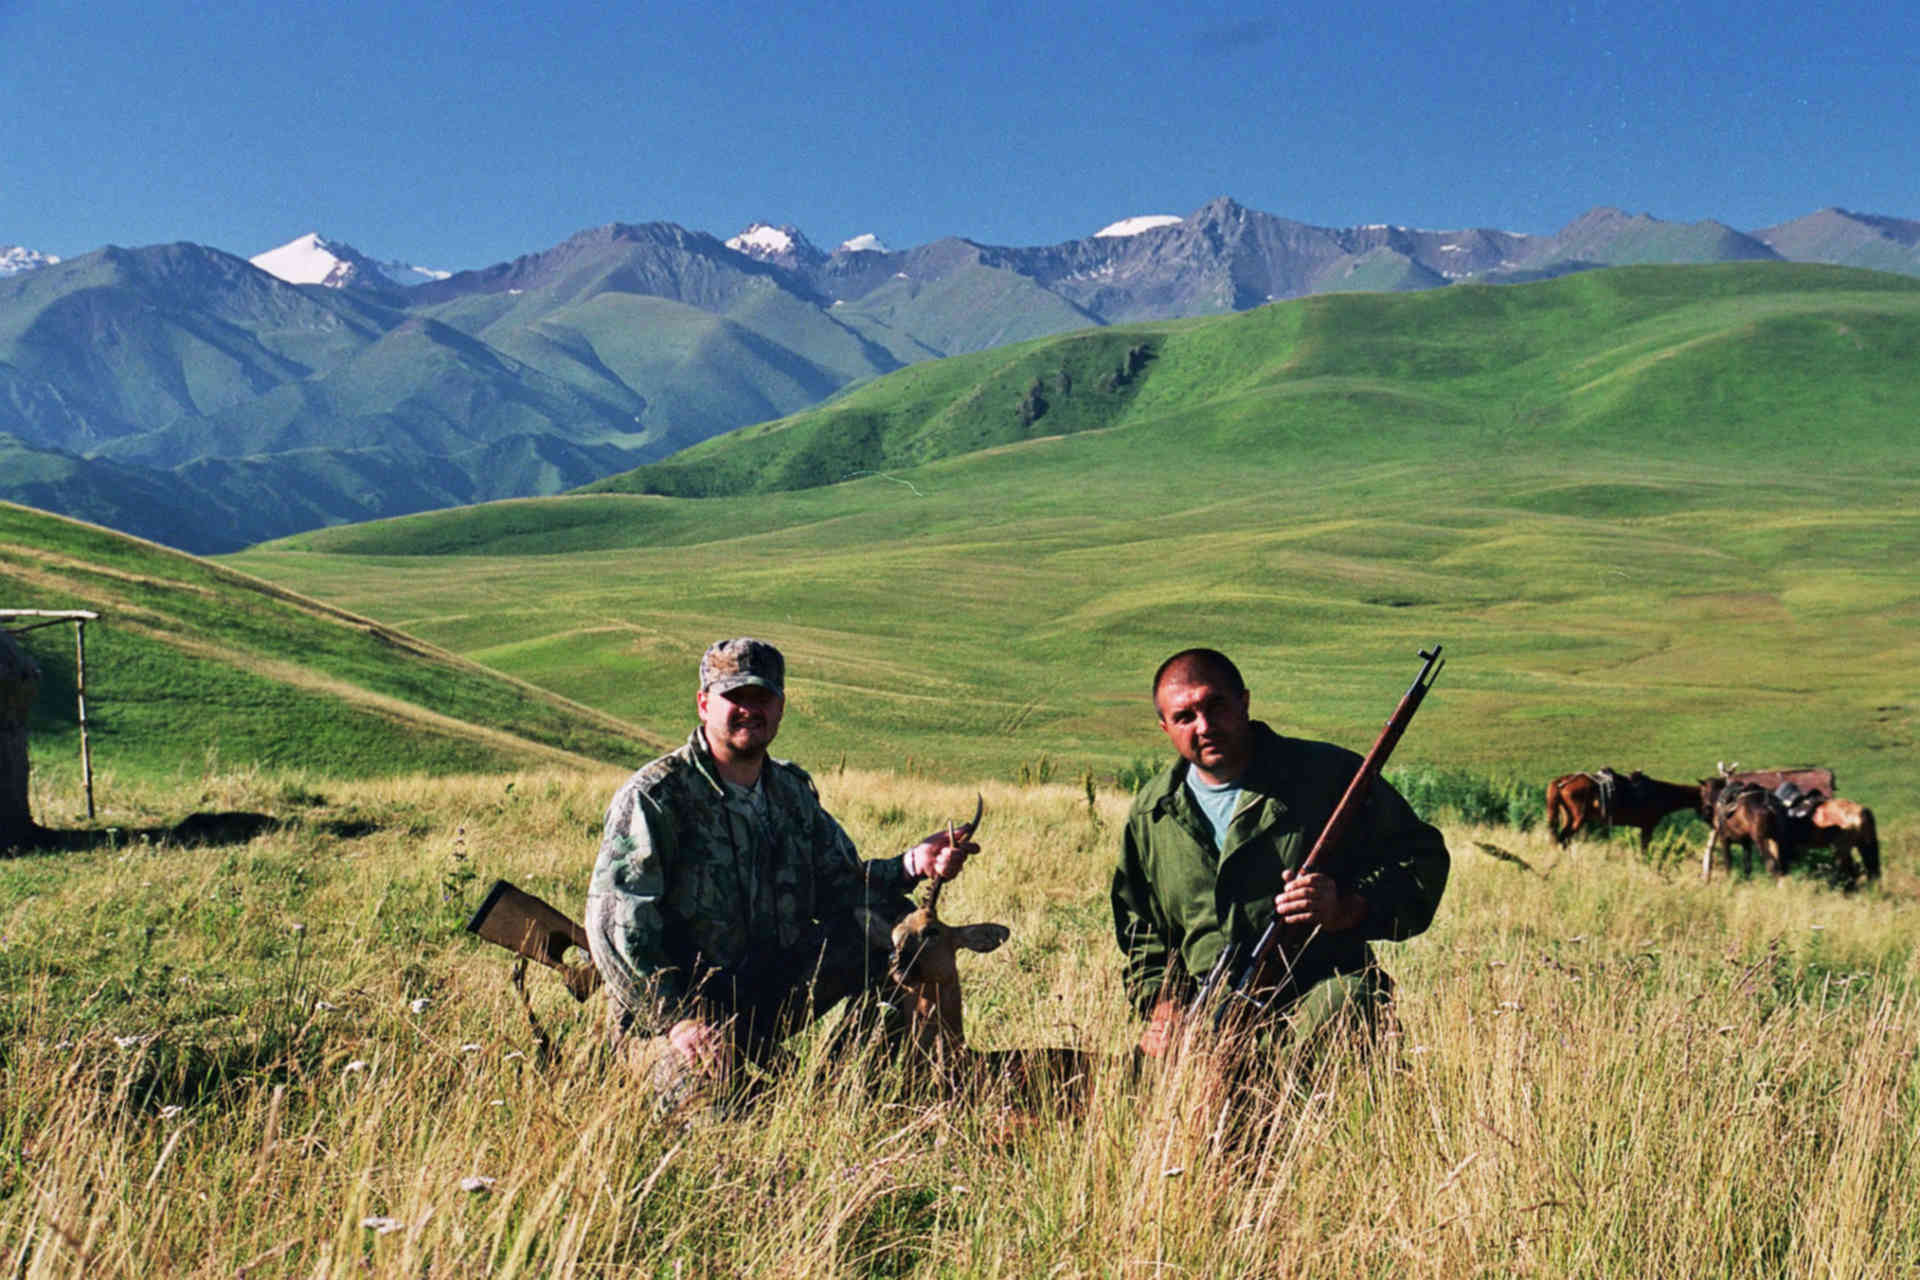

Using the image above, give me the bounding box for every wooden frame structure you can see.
[1,609,100,820]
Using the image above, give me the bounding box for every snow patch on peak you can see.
[727,223,796,256]
[838,233,888,254]
[1094,215,1182,239]
[251,232,449,289]
[252,232,342,285]
[0,244,60,276]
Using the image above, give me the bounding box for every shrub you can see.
[1387,766,1543,831]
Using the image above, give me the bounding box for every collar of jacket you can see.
[1146,722,1297,852]
[682,727,729,797]
[684,727,797,803]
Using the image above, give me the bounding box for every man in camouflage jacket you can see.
[1113,648,1449,1058]
[586,637,976,1098]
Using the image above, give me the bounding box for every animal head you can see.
[858,874,1009,1051]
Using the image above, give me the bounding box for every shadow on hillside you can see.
[1,810,282,858]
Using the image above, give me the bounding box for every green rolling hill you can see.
[2,502,667,792]
[225,264,1920,822]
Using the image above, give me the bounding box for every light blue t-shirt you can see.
[1184,770,1245,853]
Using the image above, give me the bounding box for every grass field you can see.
[6,262,1919,1274]
[2,502,666,789]
[4,766,1917,1276]
[221,265,1920,827]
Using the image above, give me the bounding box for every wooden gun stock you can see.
[466,879,601,1002]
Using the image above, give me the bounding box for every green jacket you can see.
[1111,722,1450,1014]
[585,728,917,1032]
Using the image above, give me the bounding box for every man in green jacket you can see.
[1112,648,1449,1059]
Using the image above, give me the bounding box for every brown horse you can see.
[1700,779,1790,881]
[1798,797,1881,885]
[1546,770,1705,852]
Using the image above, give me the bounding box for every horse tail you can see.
[1546,779,1571,845]
[1860,808,1881,881]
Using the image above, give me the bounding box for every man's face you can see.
[1155,668,1253,783]
[697,683,784,761]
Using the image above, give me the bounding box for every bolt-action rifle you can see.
[1188,644,1445,1027]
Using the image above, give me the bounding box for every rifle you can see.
[1189,643,1445,1027]
[467,879,601,1001]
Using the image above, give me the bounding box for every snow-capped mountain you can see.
[1094,215,1183,238]
[1,245,59,276]
[250,232,450,290]
[724,222,825,268]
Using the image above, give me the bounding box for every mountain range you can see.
[4,199,1918,553]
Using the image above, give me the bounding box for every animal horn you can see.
[958,793,984,839]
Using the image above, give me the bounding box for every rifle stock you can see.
[467,879,601,1002]
[1191,643,1445,1025]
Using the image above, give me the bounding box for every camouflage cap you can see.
[699,637,785,696]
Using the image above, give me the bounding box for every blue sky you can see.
[3,0,1913,272]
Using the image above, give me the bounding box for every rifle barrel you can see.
[1208,643,1444,1020]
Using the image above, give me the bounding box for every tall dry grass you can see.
[3,765,1917,1276]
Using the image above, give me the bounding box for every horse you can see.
[1794,797,1881,886]
[1700,778,1790,881]
[1546,769,1705,852]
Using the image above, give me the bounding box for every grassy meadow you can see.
[1,502,667,787]
[224,265,1920,825]
[5,764,1919,1277]
[7,262,1920,1274]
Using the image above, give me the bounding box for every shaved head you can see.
[1151,648,1246,701]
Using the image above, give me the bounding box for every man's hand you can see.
[667,1018,731,1079]
[1274,869,1367,931]
[906,828,979,881]
[1138,997,1185,1058]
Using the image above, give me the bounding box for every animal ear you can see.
[951,923,1011,954]
[854,906,897,952]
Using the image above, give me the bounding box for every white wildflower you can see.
[158,1105,184,1120]
[409,998,432,1014]
[361,1216,402,1234]
[314,1001,337,1012]
[459,1176,496,1193]
[114,1034,149,1049]
[344,1060,369,1074]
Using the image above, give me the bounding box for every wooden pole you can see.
[76,618,93,821]
[0,611,100,824]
